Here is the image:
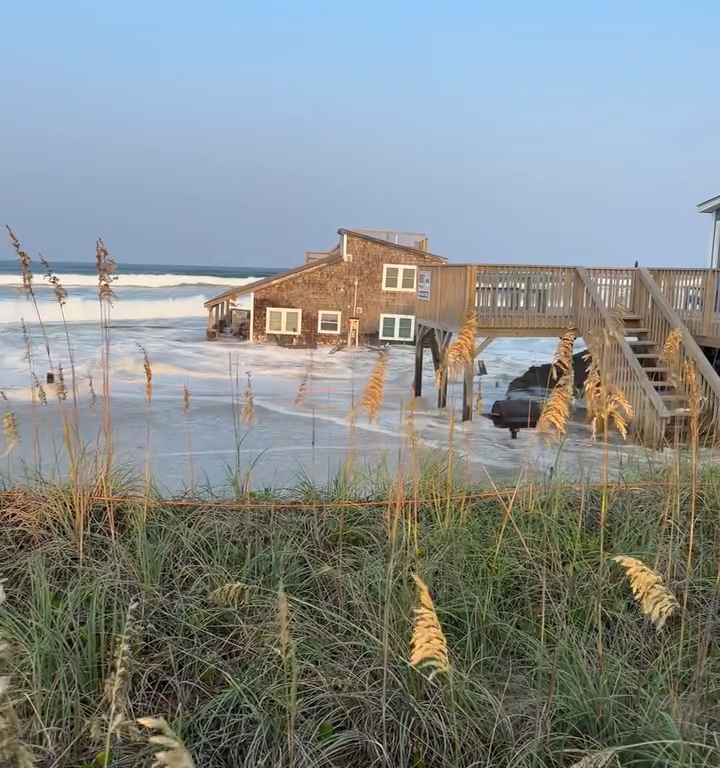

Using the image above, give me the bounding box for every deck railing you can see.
[582,268,636,311]
[474,265,576,330]
[649,268,720,339]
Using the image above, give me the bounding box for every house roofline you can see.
[338,228,447,262]
[204,251,342,307]
[697,195,720,214]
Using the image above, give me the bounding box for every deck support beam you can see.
[462,360,474,421]
[434,329,452,409]
[414,330,425,397]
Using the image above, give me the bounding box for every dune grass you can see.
[0,461,718,767]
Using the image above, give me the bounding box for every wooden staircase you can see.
[618,312,689,437]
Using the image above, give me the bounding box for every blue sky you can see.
[1,1,718,268]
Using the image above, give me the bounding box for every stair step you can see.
[635,353,660,359]
[623,327,650,336]
[644,367,670,373]
[652,382,676,389]
[660,393,688,401]
[622,314,643,321]
[628,340,656,347]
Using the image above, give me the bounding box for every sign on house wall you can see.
[417,269,431,301]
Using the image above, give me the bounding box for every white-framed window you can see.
[382,264,417,292]
[317,310,341,335]
[379,313,415,341]
[266,307,302,335]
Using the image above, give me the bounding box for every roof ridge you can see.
[338,228,447,262]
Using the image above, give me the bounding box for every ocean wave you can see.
[0,294,213,323]
[0,273,261,289]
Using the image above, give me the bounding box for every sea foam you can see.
[0,273,261,289]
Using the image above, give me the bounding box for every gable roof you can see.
[204,250,342,307]
[697,195,720,214]
[205,228,446,307]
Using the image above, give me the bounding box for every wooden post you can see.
[438,367,448,409]
[436,329,450,409]
[414,325,424,397]
[462,360,473,421]
[702,271,716,337]
[572,269,584,329]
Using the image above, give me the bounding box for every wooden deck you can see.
[414,265,720,445]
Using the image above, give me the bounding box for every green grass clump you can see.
[0,464,718,767]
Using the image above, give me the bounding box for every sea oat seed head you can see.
[569,749,617,768]
[137,344,153,403]
[96,238,118,304]
[409,574,450,676]
[5,226,33,295]
[241,372,256,425]
[137,717,195,768]
[446,312,477,374]
[210,582,247,607]
[612,555,679,630]
[355,351,389,423]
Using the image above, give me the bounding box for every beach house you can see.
[204,229,446,345]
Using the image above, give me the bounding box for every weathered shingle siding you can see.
[252,233,443,344]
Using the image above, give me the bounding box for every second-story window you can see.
[382,264,417,292]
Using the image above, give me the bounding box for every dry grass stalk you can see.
[182,385,190,414]
[446,311,477,374]
[583,352,633,440]
[56,365,67,402]
[569,749,617,768]
[277,583,293,662]
[356,351,389,423]
[0,579,35,767]
[137,344,153,403]
[30,374,47,406]
[1,412,19,457]
[410,574,450,676]
[683,359,702,442]
[137,717,195,768]
[661,328,683,387]
[551,329,576,379]
[101,600,140,754]
[277,581,297,764]
[241,372,256,425]
[40,255,67,306]
[403,396,418,451]
[88,373,98,407]
[538,371,573,438]
[5,226,33,295]
[210,582,247,607]
[612,555,679,630]
[8,229,54,372]
[538,331,577,438]
[96,238,117,304]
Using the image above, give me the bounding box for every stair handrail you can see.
[638,268,720,416]
[576,268,671,418]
